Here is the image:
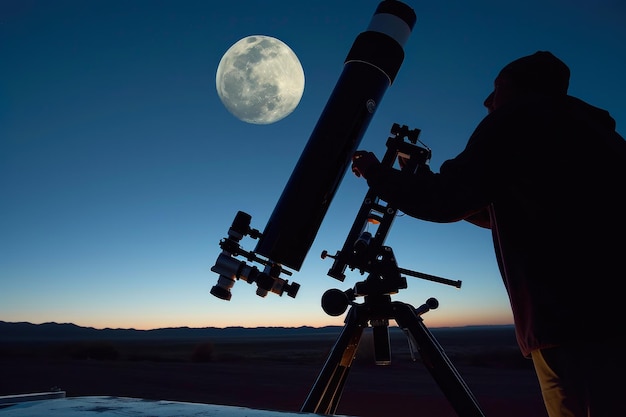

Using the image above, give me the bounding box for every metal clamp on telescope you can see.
[210,211,300,301]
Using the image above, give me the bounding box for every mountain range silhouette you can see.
[0,320,516,346]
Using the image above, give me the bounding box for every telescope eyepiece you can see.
[210,275,235,301]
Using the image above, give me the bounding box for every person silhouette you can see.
[351,51,626,417]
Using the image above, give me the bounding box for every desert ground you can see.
[0,327,548,417]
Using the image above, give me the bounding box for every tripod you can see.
[300,248,485,417]
[300,124,486,417]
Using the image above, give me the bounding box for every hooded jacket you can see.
[365,93,626,356]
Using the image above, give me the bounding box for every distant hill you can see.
[0,321,516,345]
[0,321,343,342]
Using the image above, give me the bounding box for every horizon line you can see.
[1,320,515,332]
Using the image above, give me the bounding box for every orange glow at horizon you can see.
[12,311,513,331]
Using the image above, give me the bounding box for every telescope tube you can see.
[255,1,417,271]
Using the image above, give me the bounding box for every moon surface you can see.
[216,35,305,124]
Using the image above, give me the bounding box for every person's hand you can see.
[351,150,380,179]
[398,154,409,169]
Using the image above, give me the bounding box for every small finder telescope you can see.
[210,1,417,300]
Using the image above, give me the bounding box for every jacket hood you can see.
[566,95,617,131]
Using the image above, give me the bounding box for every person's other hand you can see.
[351,150,379,179]
[398,154,409,169]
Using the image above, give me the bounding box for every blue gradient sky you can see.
[2,0,624,330]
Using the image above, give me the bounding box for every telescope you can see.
[209,99,488,417]
[210,0,417,300]
[210,5,488,415]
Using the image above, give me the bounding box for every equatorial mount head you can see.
[317,122,461,318]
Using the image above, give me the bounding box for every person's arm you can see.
[363,163,489,223]
[352,113,508,224]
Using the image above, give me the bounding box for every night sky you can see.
[2,0,624,330]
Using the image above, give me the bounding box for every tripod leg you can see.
[393,301,486,417]
[301,305,366,415]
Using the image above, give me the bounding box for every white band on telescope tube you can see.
[367,13,412,46]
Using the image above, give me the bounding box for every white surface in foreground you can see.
[0,396,354,417]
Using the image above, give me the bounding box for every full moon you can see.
[215,35,305,124]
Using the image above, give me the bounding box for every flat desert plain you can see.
[0,326,548,417]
